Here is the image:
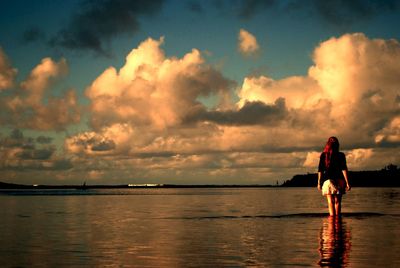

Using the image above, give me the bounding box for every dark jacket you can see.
[318,152,347,181]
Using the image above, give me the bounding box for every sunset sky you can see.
[1,0,399,185]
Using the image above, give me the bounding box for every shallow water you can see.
[1,188,399,267]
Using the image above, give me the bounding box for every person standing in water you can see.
[317,137,351,216]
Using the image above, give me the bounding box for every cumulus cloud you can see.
[238,75,320,109]
[0,55,81,130]
[308,33,400,144]
[233,32,400,179]
[0,129,72,172]
[304,148,375,170]
[86,37,234,130]
[185,99,287,125]
[238,33,400,148]
[346,148,374,168]
[69,37,294,160]
[64,33,400,184]
[20,57,68,105]
[375,116,400,146]
[65,123,133,155]
[0,47,17,90]
[49,0,164,55]
[238,29,260,56]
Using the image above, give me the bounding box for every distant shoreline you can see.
[282,164,400,187]
[0,182,278,189]
[1,164,399,189]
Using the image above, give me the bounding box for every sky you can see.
[0,0,400,185]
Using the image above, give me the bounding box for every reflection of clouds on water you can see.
[318,217,351,267]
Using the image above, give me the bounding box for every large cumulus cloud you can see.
[239,33,400,171]
[309,33,400,145]
[64,33,400,183]
[67,37,293,158]
[85,37,234,130]
[0,51,81,130]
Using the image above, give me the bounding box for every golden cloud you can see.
[65,33,400,182]
[0,47,17,90]
[0,54,80,130]
[238,29,260,56]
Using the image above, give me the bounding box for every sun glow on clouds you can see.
[0,47,17,90]
[238,29,260,56]
[375,116,400,144]
[304,148,375,170]
[1,32,400,184]
[62,33,400,183]
[1,56,80,130]
[85,37,232,130]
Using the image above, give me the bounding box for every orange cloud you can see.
[20,57,68,105]
[238,75,320,109]
[2,58,80,130]
[0,56,80,130]
[0,129,72,173]
[0,47,17,90]
[375,116,400,144]
[238,29,260,56]
[238,33,400,147]
[86,37,232,130]
[65,33,400,183]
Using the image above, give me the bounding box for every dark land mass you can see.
[1,164,399,189]
[282,164,400,187]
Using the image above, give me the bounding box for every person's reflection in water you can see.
[318,217,351,267]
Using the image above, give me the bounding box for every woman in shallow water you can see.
[317,137,351,217]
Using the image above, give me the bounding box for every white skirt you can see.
[322,179,345,195]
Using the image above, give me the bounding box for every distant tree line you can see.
[282,164,400,187]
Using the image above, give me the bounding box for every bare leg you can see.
[334,195,342,216]
[326,195,335,216]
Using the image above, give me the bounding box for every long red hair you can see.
[323,136,340,168]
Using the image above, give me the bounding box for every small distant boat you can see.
[76,182,88,190]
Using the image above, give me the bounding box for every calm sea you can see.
[1,187,399,267]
